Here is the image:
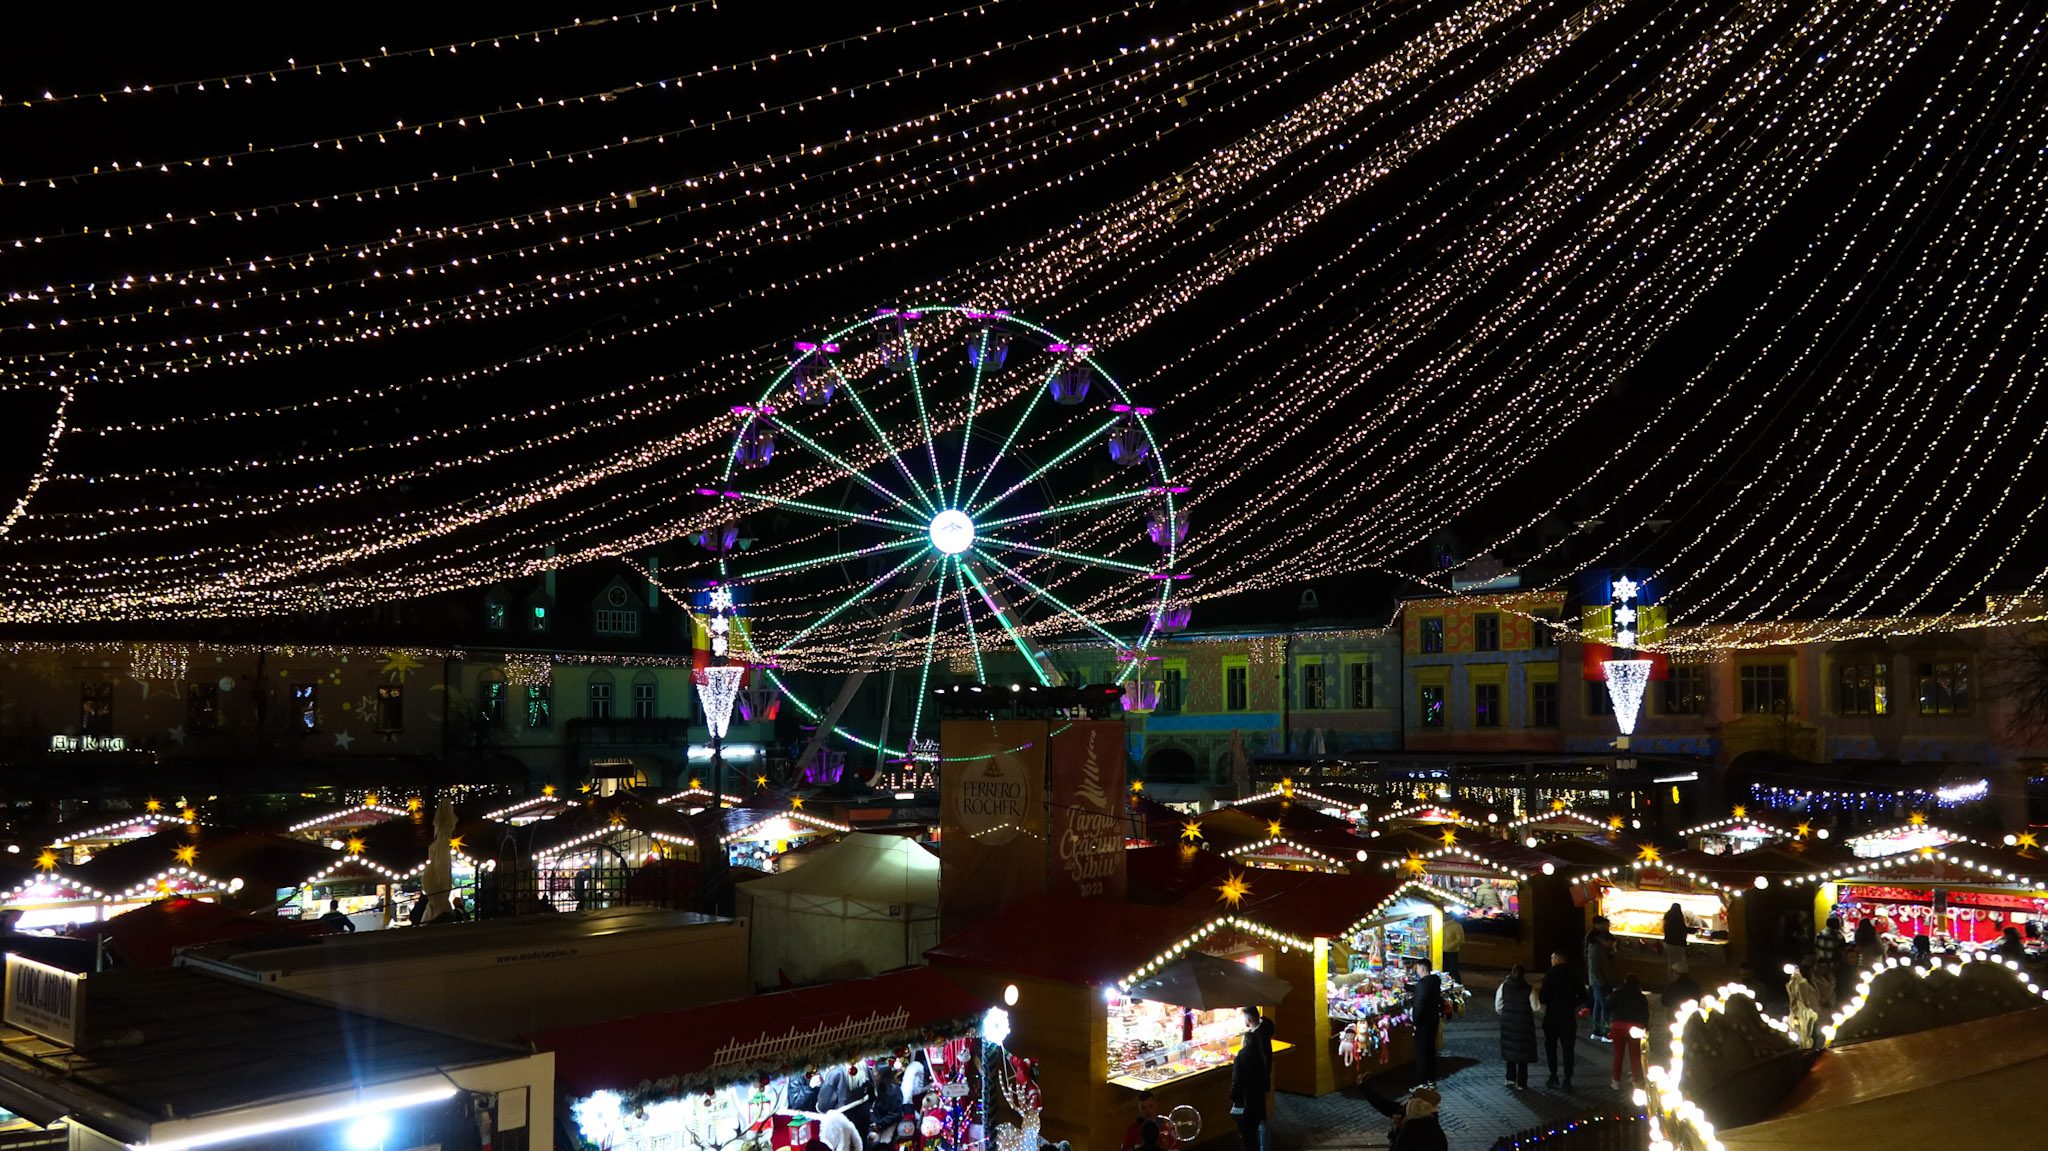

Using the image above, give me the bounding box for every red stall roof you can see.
[529,965,987,1098]
[925,896,1212,987]
[1174,870,1406,940]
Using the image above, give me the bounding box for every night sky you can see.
[0,0,2042,637]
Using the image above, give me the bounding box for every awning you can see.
[527,966,987,1099]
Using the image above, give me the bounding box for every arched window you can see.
[588,670,615,720]
[632,671,658,719]
[478,670,507,727]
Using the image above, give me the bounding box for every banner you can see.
[939,720,1048,937]
[1048,720,1128,901]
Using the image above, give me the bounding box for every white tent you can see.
[737,832,941,989]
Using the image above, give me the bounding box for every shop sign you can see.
[1048,720,1128,901]
[941,1083,972,1099]
[4,954,83,1047]
[939,720,1049,932]
[49,734,126,752]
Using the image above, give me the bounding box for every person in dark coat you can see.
[1228,1007,1271,1151]
[1537,950,1583,1090]
[1584,917,1615,1040]
[1996,926,2028,963]
[1662,903,1690,980]
[1389,1088,1447,1151]
[1852,918,1882,969]
[1496,964,1539,1090]
[866,1064,903,1149]
[1408,958,1443,1087]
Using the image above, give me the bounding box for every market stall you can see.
[1581,842,1848,978]
[277,799,414,844]
[44,807,195,864]
[927,895,1294,1148]
[531,966,1020,1151]
[1802,844,2048,958]
[1390,839,1584,968]
[1676,811,1802,856]
[715,807,855,873]
[1844,818,1989,859]
[737,831,940,990]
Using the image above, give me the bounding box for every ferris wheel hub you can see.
[928,508,976,556]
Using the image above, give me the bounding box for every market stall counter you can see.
[1392,838,1586,969]
[1801,842,2048,962]
[1583,842,1849,979]
[927,895,1293,1148]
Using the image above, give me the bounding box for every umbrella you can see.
[1125,951,1293,1010]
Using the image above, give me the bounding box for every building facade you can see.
[1399,590,1568,753]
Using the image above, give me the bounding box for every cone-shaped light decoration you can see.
[1601,659,1654,737]
[697,666,749,740]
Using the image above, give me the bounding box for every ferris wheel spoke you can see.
[977,487,1156,532]
[953,330,991,509]
[764,413,924,518]
[973,416,1120,517]
[905,338,948,506]
[829,365,938,517]
[722,489,927,534]
[954,556,987,684]
[972,548,1135,650]
[768,550,931,656]
[959,560,1053,686]
[973,535,1156,575]
[734,536,928,582]
[906,558,953,751]
[962,380,1048,512]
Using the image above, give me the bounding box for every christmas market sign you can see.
[4,954,83,1047]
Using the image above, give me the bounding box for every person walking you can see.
[1607,974,1649,1089]
[1537,950,1583,1090]
[1441,914,1466,984]
[1662,903,1690,981]
[1852,917,1883,971]
[1408,958,1444,1087]
[1584,916,1616,1041]
[1496,964,1539,1090]
[1813,916,1844,1007]
[1228,1008,1272,1151]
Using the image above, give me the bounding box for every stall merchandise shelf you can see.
[1105,1040,1293,1092]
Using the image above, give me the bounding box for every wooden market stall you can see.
[44,807,196,864]
[1801,842,2048,960]
[1675,811,1804,856]
[1174,871,1464,1097]
[1581,840,1855,980]
[1390,838,1586,968]
[926,895,1298,1149]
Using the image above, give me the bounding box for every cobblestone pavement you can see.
[1266,969,1674,1151]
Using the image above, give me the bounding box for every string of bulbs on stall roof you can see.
[2,3,721,109]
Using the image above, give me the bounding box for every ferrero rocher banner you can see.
[939,719,1048,937]
[1047,720,1128,902]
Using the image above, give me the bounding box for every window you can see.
[486,601,507,630]
[186,682,219,733]
[1916,660,1970,716]
[478,680,506,727]
[1473,682,1502,727]
[1664,664,1708,715]
[292,684,318,731]
[1474,613,1500,652]
[375,685,404,732]
[1224,663,1249,712]
[1588,680,1613,716]
[1532,614,1559,649]
[1530,681,1559,728]
[1419,684,1446,728]
[80,682,114,735]
[1301,662,1327,709]
[526,684,553,729]
[1739,664,1790,715]
[1160,663,1186,713]
[1347,659,1374,709]
[1836,661,1888,716]
[1420,617,1445,654]
[1299,588,1320,612]
[633,676,658,719]
[594,608,641,636]
[588,677,614,719]
[529,604,550,633]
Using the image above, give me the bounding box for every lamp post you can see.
[1599,574,1653,753]
[697,585,746,809]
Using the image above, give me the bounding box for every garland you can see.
[608,1019,979,1114]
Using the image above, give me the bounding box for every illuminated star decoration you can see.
[2018,832,2039,851]
[1404,853,1427,875]
[181,807,198,823]
[608,811,628,828]
[364,793,380,808]
[1266,819,1284,839]
[1614,605,1639,626]
[145,798,163,814]
[707,586,736,613]
[791,795,806,810]
[379,651,425,681]
[1440,828,1458,846]
[1796,822,1812,838]
[1732,804,1747,820]
[1611,575,1642,602]
[755,775,769,789]
[34,850,58,872]
[1130,780,1144,794]
[1552,799,1568,811]
[541,784,557,797]
[449,836,466,854]
[1180,820,1204,843]
[1908,811,1927,826]
[1217,871,1251,907]
[407,797,423,812]
[1609,816,1625,831]
[345,837,365,855]
[1637,845,1662,864]
[173,843,198,866]
[1278,778,1295,798]
[689,778,703,790]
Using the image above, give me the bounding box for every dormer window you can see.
[596,586,641,635]
[529,604,549,633]
[486,601,507,630]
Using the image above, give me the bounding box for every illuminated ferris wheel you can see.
[703,306,1187,769]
